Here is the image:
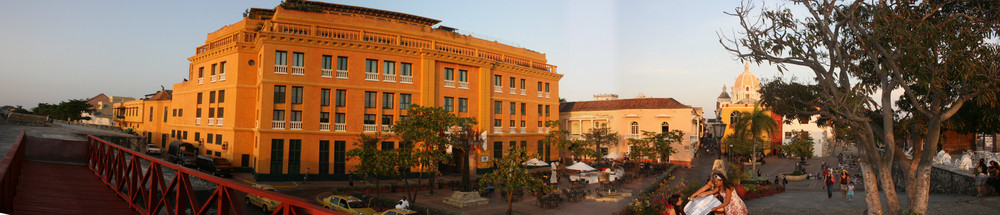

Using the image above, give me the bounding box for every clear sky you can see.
[0,0,813,118]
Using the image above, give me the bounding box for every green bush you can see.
[792,170,804,175]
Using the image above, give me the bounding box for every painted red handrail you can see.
[86,135,348,215]
[0,130,27,213]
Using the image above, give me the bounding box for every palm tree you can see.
[731,104,777,179]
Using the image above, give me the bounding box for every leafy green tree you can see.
[541,120,574,163]
[582,127,620,160]
[730,105,777,177]
[446,118,481,192]
[32,99,93,121]
[723,1,999,213]
[781,131,815,161]
[478,147,551,215]
[627,130,682,163]
[345,133,397,194]
[393,105,461,196]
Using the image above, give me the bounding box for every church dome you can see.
[734,62,760,91]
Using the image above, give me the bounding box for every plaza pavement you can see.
[740,144,1000,214]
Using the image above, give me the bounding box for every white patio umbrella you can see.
[566,162,596,171]
[604,152,622,159]
[522,158,549,166]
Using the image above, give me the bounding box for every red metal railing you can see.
[86,135,346,215]
[0,130,27,213]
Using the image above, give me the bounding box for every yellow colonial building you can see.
[116,0,562,181]
[559,94,704,166]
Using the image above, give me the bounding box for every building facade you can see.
[115,0,562,181]
[717,62,783,154]
[83,93,135,126]
[559,96,704,166]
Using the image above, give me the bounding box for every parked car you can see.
[166,141,198,167]
[146,144,163,155]
[316,194,376,215]
[245,184,281,213]
[194,155,234,177]
[379,209,418,215]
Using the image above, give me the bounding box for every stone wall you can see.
[892,164,976,195]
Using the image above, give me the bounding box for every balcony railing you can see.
[520,127,527,133]
[365,72,379,81]
[195,118,201,125]
[538,91,544,97]
[444,80,455,88]
[320,122,330,131]
[291,66,305,75]
[381,125,393,133]
[625,134,641,139]
[520,89,527,96]
[216,118,222,126]
[458,81,469,89]
[290,121,303,130]
[363,124,377,132]
[494,127,503,134]
[272,120,285,129]
[400,75,413,84]
[321,69,333,78]
[207,118,215,126]
[494,86,503,93]
[569,134,584,140]
[198,77,203,84]
[337,70,349,79]
[383,74,396,82]
[219,73,225,81]
[274,65,288,74]
[334,123,346,131]
[510,88,516,94]
[545,92,551,98]
[211,75,217,82]
[256,22,559,74]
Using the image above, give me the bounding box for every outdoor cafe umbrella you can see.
[522,158,549,167]
[603,152,622,160]
[566,162,596,171]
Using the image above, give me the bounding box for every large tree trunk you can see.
[462,146,472,192]
[859,160,883,215]
[876,160,901,215]
[911,119,942,213]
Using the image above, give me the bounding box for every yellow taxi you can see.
[316,194,377,215]
[245,184,281,213]
[378,208,419,215]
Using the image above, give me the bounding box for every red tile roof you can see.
[148,90,172,101]
[559,98,692,112]
[86,93,109,108]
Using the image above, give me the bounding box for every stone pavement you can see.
[744,144,1000,214]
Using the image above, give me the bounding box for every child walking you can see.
[847,182,855,201]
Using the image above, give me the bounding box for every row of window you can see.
[492,140,552,161]
[441,97,469,112]
[492,101,551,116]
[364,59,413,76]
[273,85,414,109]
[195,107,225,119]
[196,61,227,83]
[196,90,226,104]
[493,75,551,92]
[493,119,547,129]
[270,139,348,175]
[276,51,350,70]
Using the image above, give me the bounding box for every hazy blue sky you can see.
[0,0,812,118]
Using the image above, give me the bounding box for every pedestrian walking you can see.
[304,168,310,184]
[824,169,834,199]
[839,170,849,199]
[847,182,855,201]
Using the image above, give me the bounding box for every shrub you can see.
[792,170,804,175]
